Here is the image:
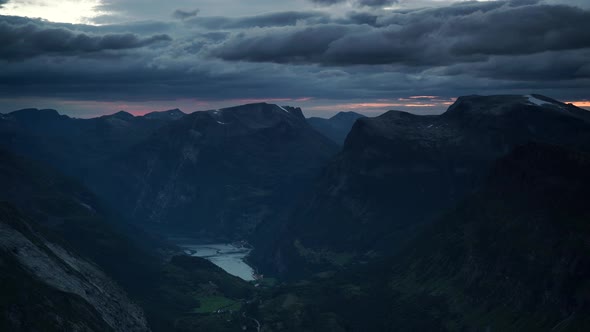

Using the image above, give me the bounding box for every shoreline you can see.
[176,241,257,281]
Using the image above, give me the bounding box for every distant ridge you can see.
[307,111,366,145]
[143,108,186,120]
[0,107,177,180]
[88,102,339,239]
[102,110,135,120]
[258,94,590,276]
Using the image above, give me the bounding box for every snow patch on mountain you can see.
[525,95,555,107]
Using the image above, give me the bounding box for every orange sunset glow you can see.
[567,100,590,108]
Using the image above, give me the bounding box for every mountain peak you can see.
[443,94,590,126]
[143,108,186,120]
[9,108,61,117]
[443,94,586,117]
[205,103,307,129]
[104,111,135,120]
[218,102,302,117]
[6,108,67,124]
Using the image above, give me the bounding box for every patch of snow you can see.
[427,124,433,128]
[210,109,227,124]
[278,105,290,113]
[525,95,554,107]
[79,202,94,212]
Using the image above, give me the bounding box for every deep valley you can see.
[1,94,589,331]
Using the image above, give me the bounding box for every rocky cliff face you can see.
[90,103,339,238]
[0,203,150,332]
[381,142,590,330]
[259,95,590,275]
[0,103,340,239]
[252,143,590,331]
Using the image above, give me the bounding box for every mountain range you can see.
[0,107,175,180]
[88,103,338,238]
[0,147,254,331]
[251,142,590,331]
[1,94,589,331]
[253,94,590,275]
[1,103,339,239]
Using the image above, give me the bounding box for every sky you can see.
[0,0,589,118]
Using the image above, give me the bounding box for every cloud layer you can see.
[0,19,171,60]
[309,0,399,7]
[0,0,588,115]
[212,2,590,67]
[172,9,199,20]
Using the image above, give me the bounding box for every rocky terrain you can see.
[307,111,366,145]
[251,143,590,331]
[89,103,338,238]
[0,203,150,332]
[0,107,180,180]
[2,95,589,332]
[255,95,590,276]
[0,147,259,331]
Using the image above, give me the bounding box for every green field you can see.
[193,296,241,314]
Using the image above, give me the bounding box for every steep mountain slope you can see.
[0,147,157,279]
[307,111,366,145]
[0,108,176,180]
[253,143,590,331]
[382,143,590,331]
[0,201,255,332]
[91,103,339,238]
[259,94,590,275]
[0,203,150,332]
[0,148,256,331]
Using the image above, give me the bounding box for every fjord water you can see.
[178,242,256,281]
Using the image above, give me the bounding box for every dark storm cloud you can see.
[309,0,398,7]
[309,0,345,5]
[339,11,379,26]
[0,55,345,101]
[0,1,589,109]
[209,24,364,63]
[173,9,199,20]
[356,0,398,7]
[0,17,171,60]
[211,1,590,66]
[448,5,590,56]
[441,49,590,81]
[185,11,329,30]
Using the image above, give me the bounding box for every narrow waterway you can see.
[177,241,256,281]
